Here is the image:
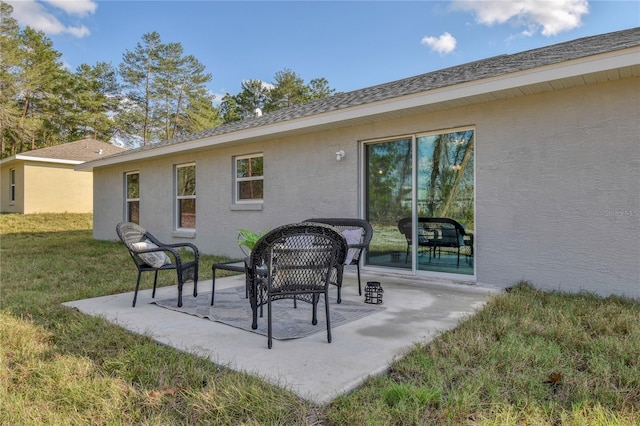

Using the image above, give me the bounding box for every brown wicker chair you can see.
[116,222,199,307]
[303,218,373,302]
[247,223,347,349]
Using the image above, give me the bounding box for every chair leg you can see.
[267,297,273,349]
[251,288,259,330]
[192,265,198,297]
[152,270,158,299]
[336,267,344,304]
[325,291,332,343]
[356,263,362,296]
[176,270,184,308]
[211,273,216,306]
[311,294,318,326]
[132,271,143,307]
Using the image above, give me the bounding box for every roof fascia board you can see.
[0,155,17,166]
[17,155,84,165]
[79,46,639,171]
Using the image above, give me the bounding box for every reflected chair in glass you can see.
[398,217,472,267]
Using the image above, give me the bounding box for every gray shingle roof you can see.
[100,27,640,160]
[19,138,124,162]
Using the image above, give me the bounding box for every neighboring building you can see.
[1,139,124,214]
[79,28,640,299]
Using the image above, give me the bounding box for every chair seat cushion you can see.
[132,240,171,268]
[342,228,364,264]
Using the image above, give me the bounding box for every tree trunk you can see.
[440,138,474,217]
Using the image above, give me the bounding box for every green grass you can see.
[1,213,639,425]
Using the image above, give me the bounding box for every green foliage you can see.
[73,62,120,141]
[220,68,337,123]
[236,227,270,251]
[0,7,221,155]
[0,4,328,155]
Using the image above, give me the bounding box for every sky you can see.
[5,1,640,104]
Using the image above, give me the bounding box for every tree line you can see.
[0,2,336,157]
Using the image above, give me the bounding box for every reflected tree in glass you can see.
[418,130,474,228]
[366,138,412,225]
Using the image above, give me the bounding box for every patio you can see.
[64,270,499,405]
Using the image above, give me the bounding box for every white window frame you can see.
[124,171,140,223]
[234,153,263,204]
[9,168,15,203]
[175,163,196,230]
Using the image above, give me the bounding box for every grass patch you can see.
[1,213,639,424]
[326,284,640,425]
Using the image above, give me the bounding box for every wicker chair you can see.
[398,217,472,267]
[303,218,373,302]
[247,223,347,349]
[116,222,199,307]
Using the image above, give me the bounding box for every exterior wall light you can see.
[336,150,345,161]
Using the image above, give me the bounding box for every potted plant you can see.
[237,228,269,256]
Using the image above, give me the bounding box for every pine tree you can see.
[0,2,22,156]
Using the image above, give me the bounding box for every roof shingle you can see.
[19,139,124,162]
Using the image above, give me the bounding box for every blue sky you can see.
[6,1,639,103]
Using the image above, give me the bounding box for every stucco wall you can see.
[93,76,640,298]
[94,134,361,258]
[23,162,94,214]
[1,161,92,213]
[474,78,639,299]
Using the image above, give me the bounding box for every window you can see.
[9,168,15,202]
[364,128,475,276]
[125,172,140,224]
[235,153,263,203]
[176,163,196,229]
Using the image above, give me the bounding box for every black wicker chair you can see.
[303,218,373,302]
[116,222,199,307]
[397,217,472,267]
[247,223,347,349]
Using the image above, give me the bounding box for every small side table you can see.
[211,259,247,306]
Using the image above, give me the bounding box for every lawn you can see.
[1,213,638,425]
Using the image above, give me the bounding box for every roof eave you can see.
[1,155,85,166]
[17,155,84,165]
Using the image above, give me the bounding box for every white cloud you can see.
[211,91,225,105]
[451,0,589,36]
[6,0,96,38]
[44,0,97,17]
[421,32,457,54]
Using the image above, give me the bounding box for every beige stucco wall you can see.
[1,161,94,214]
[1,162,24,213]
[93,76,640,299]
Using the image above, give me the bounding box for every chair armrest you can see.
[347,242,367,249]
[163,242,199,254]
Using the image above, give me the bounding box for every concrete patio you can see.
[63,271,500,405]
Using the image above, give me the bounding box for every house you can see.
[1,139,124,214]
[78,28,640,299]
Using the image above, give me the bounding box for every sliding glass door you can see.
[365,128,475,276]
